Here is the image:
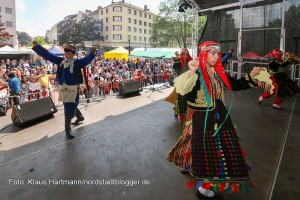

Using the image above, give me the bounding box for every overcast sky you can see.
[15,0,165,37]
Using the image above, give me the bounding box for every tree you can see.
[0,15,12,46]
[28,36,47,46]
[17,31,32,46]
[150,0,206,48]
[268,5,300,54]
[58,16,104,46]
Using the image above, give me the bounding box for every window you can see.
[139,20,142,25]
[149,23,152,27]
[106,35,108,40]
[149,30,152,34]
[144,14,147,18]
[128,26,131,32]
[134,36,137,41]
[5,7,12,14]
[6,21,13,27]
[106,17,108,23]
[128,18,131,23]
[113,25,122,31]
[113,6,122,12]
[113,34,122,40]
[101,10,103,15]
[144,37,147,42]
[139,12,142,17]
[106,8,108,13]
[144,22,147,26]
[139,28,142,33]
[113,16,122,21]
[144,29,147,34]
[134,10,137,15]
[139,36,142,41]
[149,15,151,19]
[128,9,131,14]
[134,19,137,24]
[106,26,108,31]
[134,27,137,32]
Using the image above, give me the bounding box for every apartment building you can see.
[45,22,58,44]
[0,0,16,47]
[98,0,156,51]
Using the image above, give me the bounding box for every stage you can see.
[0,87,299,200]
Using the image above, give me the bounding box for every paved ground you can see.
[0,87,299,200]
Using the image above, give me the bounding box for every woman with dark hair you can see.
[168,41,264,200]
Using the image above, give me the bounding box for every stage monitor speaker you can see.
[11,97,57,127]
[119,81,142,96]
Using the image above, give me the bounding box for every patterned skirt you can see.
[167,99,253,192]
[174,94,187,116]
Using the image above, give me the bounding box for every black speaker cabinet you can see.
[119,81,142,96]
[11,97,57,127]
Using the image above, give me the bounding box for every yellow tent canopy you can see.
[104,46,129,60]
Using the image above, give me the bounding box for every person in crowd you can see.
[20,76,29,103]
[40,84,49,98]
[28,76,40,100]
[7,72,20,105]
[36,69,53,97]
[144,63,153,86]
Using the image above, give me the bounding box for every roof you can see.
[99,1,156,15]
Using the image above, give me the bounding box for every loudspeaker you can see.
[11,97,57,127]
[119,81,142,96]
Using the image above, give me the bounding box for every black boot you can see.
[65,118,75,139]
[72,108,84,125]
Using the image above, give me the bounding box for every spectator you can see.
[7,72,20,105]
[20,76,29,103]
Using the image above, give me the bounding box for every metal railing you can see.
[290,64,300,87]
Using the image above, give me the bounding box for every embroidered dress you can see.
[167,41,256,193]
[167,70,253,192]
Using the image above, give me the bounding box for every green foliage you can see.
[28,36,47,46]
[17,31,32,46]
[58,16,104,46]
[150,0,206,48]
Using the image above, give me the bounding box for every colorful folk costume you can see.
[167,41,257,200]
[32,44,95,139]
[165,48,192,122]
[258,49,300,109]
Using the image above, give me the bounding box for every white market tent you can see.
[0,45,32,55]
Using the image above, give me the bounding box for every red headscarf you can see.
[180,48,193,71]
[265,49,283,62]
[198,41,232,95]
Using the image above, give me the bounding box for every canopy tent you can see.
[0,45,31,55]
[104,46,129,60]
[48,45,64,56]
[129,48,192,60]
[0,45,32,60]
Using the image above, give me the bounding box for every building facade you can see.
[45,22,58,44]
[0,0,16,47]
[98,1,155,51]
